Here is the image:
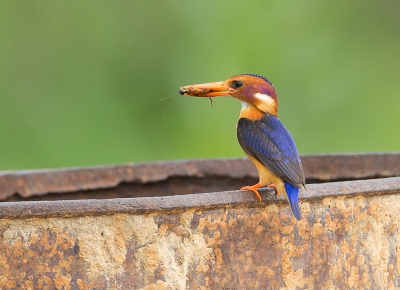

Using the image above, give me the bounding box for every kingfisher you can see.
[179,73,305,220]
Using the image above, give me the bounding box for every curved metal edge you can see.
[0,177,399,219]
[0,153,399,200]
[0,158,256,200]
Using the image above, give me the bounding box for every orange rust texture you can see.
[1,194,400,289]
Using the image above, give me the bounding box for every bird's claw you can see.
[241,183,262,202]
[267,183,280,197]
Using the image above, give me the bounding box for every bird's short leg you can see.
[267,183,280,197]
[241,183,262,202]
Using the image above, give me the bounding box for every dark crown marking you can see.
[235,73,273,87]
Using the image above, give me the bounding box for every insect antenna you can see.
[162,96,177,117]
[159,95,175,102]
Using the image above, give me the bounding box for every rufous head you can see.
[180,73,278,115]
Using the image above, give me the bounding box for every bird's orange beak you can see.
[179,81,232,97]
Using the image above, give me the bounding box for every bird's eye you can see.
[231,80,243,89]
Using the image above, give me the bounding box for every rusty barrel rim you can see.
[0,153,399,219]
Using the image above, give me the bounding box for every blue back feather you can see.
[237,114,305,186]
[237,113,305,219]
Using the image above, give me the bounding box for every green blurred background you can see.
[0,1,399,170]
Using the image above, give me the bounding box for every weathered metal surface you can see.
[0,177,399,219]
[303,153,400,182]
[0,154,399,289]
[1,153,400,201]
[1,189,400,289]
[0,159,256,201]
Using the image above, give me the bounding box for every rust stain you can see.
[1,154,400,201]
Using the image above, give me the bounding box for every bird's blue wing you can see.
[237,114,305,186]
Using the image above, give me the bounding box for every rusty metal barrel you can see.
[0,153,399,289]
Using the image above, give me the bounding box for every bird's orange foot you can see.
[241,183,262,202]
[267,183,280,197]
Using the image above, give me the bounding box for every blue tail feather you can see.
[284,182,301,220]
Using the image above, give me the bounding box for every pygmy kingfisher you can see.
[179,73,305,220]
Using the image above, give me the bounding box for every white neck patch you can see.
[254,93,275,106]
[240,93,277,114]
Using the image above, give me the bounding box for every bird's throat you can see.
[239,102,266,120]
